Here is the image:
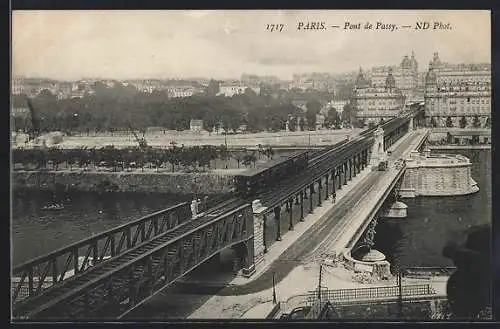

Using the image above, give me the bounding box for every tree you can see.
[263,146,274,161]
[299,117,306,131]
[217,144,230,169]
[242,152,257,168]
[446,116,454,128]
[342,102,356,125]
[306,100,321,130]
[430,117,437,128]
[288,116,298,132]
[459,116,467,129]
[206,79,220,96]
[324,108,340,129]
[472,116,481,128]
[233,151,245,169]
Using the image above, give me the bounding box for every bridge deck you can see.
[13,112,421,320]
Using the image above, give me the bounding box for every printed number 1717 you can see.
[266,24,284,32]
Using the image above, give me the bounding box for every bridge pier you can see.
[317,180,322,207]
[252,200,267,260]
[274,206,282,241]
[325,175,329,200]
[331,171,337,202]
[287,199,294,231]
[309,185,314,214]
[241,239,256,278]
[343,162,347,185]
[299,191,304,220]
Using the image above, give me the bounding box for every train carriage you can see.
[235,150,309,198]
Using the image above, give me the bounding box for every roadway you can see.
[153,130,423,299]
[124,130,424,319]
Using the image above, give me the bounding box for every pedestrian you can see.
[332,192,336,204]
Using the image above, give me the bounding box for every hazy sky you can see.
[12,10,491,80]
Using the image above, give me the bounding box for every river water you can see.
[11,192,188,265]
[11,149,491,270]
[373,149,491,269]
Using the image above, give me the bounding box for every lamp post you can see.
[397,266,403,318]
[272,272,277,304]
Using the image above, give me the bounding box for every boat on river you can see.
[41,204,65,211]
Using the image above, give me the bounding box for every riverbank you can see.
[427,145,491,150]
[12,170,237,194]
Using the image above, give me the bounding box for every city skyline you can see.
[13,10,490,81]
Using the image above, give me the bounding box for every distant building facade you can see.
[189,119,204,132]
[370,52,419,99]
[12,76,25,95]
[351,68,406,123]
[218,82,247,97]
[424,52,491,128]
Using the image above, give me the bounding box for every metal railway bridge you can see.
[12,107,425,320]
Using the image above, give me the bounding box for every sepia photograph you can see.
[10,9,492,321]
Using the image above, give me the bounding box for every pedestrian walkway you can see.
[230,164,374,285]
[188,130,433,319]
[328,130,428,253]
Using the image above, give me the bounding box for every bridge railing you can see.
[19,204,253,319]
[11,202,191,304]
[282,284,435,313]
[263,136,373,210]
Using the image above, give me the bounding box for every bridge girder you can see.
[12,203,192,308]
[16,205,254,320]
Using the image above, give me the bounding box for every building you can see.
[351,68,406,123]
[167,86,196,98]
[446,130,491,145]
[189,119,204,132]
[326,100,348,115]
[370,52,419,99]
[12,76,25,95]
[218,82,247,97]
[424,53,491,128]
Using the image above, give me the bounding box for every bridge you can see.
[12,106,426,320]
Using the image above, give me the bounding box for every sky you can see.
[12,10,491,81]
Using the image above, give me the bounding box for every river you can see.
[11,149,490,269]
[11,192,188,265]
[373,149,491,269]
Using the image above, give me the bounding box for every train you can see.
[234,150,309,198]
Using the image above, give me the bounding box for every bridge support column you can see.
[325,174,329,201]
[288,199,294,231]
[331,172,337,202]
[300,191,304,221]
[309,185,314,214]
[241,239,256,278]
[263,214,268,253]
[348,159,353,181]
[343,162,348,185]
[274,206,281,241]
[317,180,322,207]
[252,200,267,260]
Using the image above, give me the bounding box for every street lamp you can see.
[272,272,277,304]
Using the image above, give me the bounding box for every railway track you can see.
[14,122,408,317]
[14,197,250,318]
[260,136,374,207]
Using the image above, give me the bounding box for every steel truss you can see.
[16,204,254,320]
[12,203,191,306]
